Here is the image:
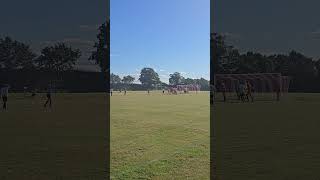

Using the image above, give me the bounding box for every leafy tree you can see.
[194,78,210,91]
[139,68,160,89]
[35,42,81,86]
[122,75,135,84]
[89,19,109,75]
[36,42,81,72]
[212,32,320,92]
[211,33,240,74]
[184,78,195,85]
[169,72,185,85]
[110,73,121,84]
[0,36,36,70]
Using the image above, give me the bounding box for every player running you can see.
[44,85,52,108]
[1,84,10,110]
[23,86,28,96]
[239,82,246,102]
[245,80,254,102]
[235,81,241,100]
[31,87,37,97]
[221,81,227,102]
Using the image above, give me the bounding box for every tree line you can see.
[0,20,109,90]
[211,33,320,92]
[111,68,210,91]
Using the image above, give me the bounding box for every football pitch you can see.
[214,93,320,180]
[1,92,320,179]
[111,91,210,179]
[0,93,108,179]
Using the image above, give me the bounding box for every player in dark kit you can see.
[0,84,10,110]
[221,81,227,102]
[44,86,52,108]
[245,80,254,102]
[31,88,37,97]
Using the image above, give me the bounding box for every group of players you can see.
[110,89,155,96]
[217,80,254,102]
[0,84,53,111]
[109,88,196,96]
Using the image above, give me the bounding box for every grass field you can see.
[111,91,210,179]
[2,92,320,179]
[0,93,108,179]
[214,93,320,180]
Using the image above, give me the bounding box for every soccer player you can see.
[44,85,52,108]
[239,82,246,102]
[276,88,280,101]
[31,88,37,97]
[246,80,254,102]
[23,86,28,96]
[1,84,10,110]
[221,81,227,102]
[235,81,241,100]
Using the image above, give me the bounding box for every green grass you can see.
[3,92,316,179]
[214,93,320,180]
[0,93,108,179]
[111,91,210,179]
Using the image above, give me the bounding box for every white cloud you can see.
[159,74,168,78]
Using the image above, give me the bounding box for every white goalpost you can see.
[167,84,201,94]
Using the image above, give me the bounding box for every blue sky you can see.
[111,0,210,83]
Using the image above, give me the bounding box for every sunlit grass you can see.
[111,91,210,179]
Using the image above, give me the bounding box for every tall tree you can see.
[122,75,135,84]
[110,73,121,84]
[0,36,36,70]
[194,78,210,91]
[36,42,81,85]
[89,19,109,76]
[184,78,195,85]
[211,33,240,74]
[169,72,185,85]
[36,43,81,72]
[139,68,160,89]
